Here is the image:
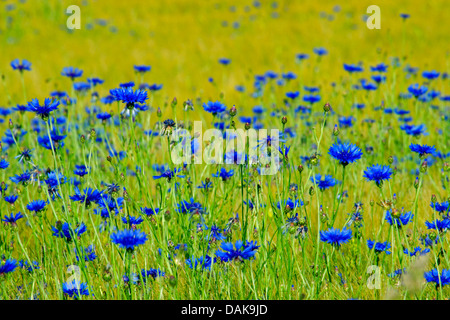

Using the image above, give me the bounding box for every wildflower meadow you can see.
[0,0,449,303]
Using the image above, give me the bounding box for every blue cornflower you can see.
[62,280,90,298]
[2,129,27,147]
[360,79,378,91]
[422,70,440,80]
[311,174,338,191]
[70,187,103,207]
[328,142,363,166]
[257,132,286,149]
[404,65,419,74]
[86,77,104,87]
[404,246,430,257]
[388,268,406,278]
[2,212,24,226]
[215,240,260,262]
[61,67,83,80]
[147,83,163,91]
[177,198,206,220]
[48,128,67,143]
[408,84,427,97]
[121,215,144,227]
[370,63,388,72]
[101,95,115,105]
[74,245,96,262]
[320,227,352,247]
[235,85,245,92]
[371,75,386,83]
[110,87,148,107]
[282,212,299,232]
[276,198,303,211]
[4,195,18,205]
[367,240,391,254]
[74,165,89,177]
[27,98,60,120]
[239,116,255,124]
[385,210,414,227]
[313,47,328,56]
[122,273,139,285]
[52,222,87,241]
[244,200,258,210]
[425,219,450,233]
[212,168,234,181]
[296,53,309,60]
[152,167,184,182]
[203,101,226,115]
[208,225,226,242]
[427,90,440,100]
[0,159,9,169]
[141,207,160,216]
[279,145,290,159]
[304,86,320,93]
[430,201,449,214]
[50,91,68,99]
[44,171,66,199]
[111,229,148,252]
[394,108,410,116]
[401,124,428,136]
[224,150,244,164]
[19,260,40,272]
[343,63,363,73]
[96,112,112,121]
[10,59,32,72]
[424,269,450,288]
[101,182,121,196]
[252,105,265,115]
[346,211,364,228]
[118,81,133,88]
[363,164,393,187]
[303,94,321,104]
[13,104,28,113]
[197,180,213,190]
[218,58,231,65]
[186,255,216,270]
[10,171,32,185]
[95,195,123,218]
[0,259,18,275]
[73,82,91,93]
[400,13,410,20]
[140,268,165,282]
[282,72,297,80]
[15,148,34,164]
[26,200,47,213]
[421,234,439,247]
[265,71,278,79]
[37,135,64,150]
[0,108,11,116]
[134,65,151,73]
[339,116,355,128]
[285,91,300,100]
[409,143,436,157]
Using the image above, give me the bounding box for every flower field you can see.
[0,0,449,300]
